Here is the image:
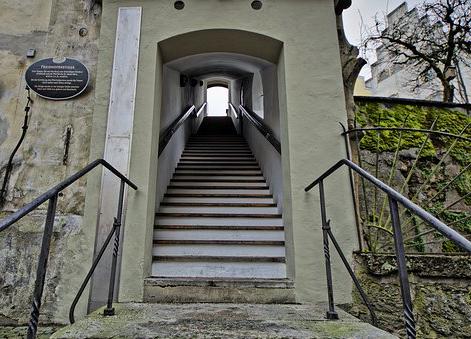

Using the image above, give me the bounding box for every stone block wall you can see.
[346,253,471,338]
[0,0,101,325]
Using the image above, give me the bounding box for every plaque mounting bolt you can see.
[26,49,36,58]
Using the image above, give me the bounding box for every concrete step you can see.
[144,278,294,303]
[187,142,248,146]
[158,206,279,214]
[174,170,263,175]
[183,149,252,153]
[179,161,258,165]
[155,216,283,227]
[155,224,284,230]
[153,229,285,242]
[169,181,268,187]
[180,156,255,161]
[152,261,287,278]
[166,188,271,195]
[184,147,252,150]
[164,193,273,198]
[161,196,275,206]
[160,200,276,206]
[153,244,285,257]
[52,303,397,338]
[176,166,261,170]
[171,175,265,180]
[182,152,253,156]
[156,213,281,219]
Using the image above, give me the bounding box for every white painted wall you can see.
[252,71,264,118]
[155,66,191,209]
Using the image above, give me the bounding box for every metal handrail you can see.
[238,105,281,154]
[0,159,137,338]
[158,105,196,156]
[0,159,136,232]
[195,102,207,118]
[305,159,471,339]
[228,103,239,119]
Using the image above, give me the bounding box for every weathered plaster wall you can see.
[0,0,101,325]
[347,253,471,338]
[155,66,190,208]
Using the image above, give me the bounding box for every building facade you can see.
[0,0,357,325]
[365,2,471,103]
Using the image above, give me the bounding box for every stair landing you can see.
[51,303,397,339]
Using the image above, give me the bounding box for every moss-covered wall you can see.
[353,99,471,253]
[347,253,471,339]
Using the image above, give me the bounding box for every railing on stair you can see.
[158,103,207,157]
[234,104,282,154]
[0,159,137,339]
[305,159,471,339]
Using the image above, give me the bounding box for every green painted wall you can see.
[86,0,357,305]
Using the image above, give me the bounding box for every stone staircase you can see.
[145,117,292,302]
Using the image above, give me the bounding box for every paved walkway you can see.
[52,303,396,338]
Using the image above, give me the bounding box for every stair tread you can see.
[166,189,271,195]
[153,229,284,241]
[168,179,268,189]
[155,217,283,227]
[153,240,285,245]
[171,178,266,182]
[153,256,286,263]
[155,225,284,230]
[160,202,276,207]
[156,213,282,218]
[151,261,286,278]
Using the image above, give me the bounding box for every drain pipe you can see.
[0,87,33,206]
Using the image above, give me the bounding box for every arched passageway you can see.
[152,30,289,289]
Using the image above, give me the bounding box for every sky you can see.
[342,0,424,78]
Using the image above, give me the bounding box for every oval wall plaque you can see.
[25,58,89,100]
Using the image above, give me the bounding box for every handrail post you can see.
[388,196,416,339]
[318,181,339,320]
[27,194,58,339]
[104,180,126,316]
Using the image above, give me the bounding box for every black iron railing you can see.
[341,120,471,253]
[305,159,471,339]
[158,105,196,156]
[0,159,137,338]
[238,105,281,154]
[158,103,207,157]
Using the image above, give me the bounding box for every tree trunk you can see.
[336,10,367,250]
[336,15,367,129]
[441,79,454,103]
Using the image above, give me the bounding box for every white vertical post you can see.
[89,7,141,311]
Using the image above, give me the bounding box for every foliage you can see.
[355,102,435,155]
[364,0,471,102]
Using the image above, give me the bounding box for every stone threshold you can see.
[51,302,398,338]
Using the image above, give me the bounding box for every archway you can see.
[207,86,228,116]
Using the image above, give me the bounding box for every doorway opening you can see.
[207,86,228,116]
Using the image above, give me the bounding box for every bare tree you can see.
[365,0,471,102]
[335,0,367,129]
